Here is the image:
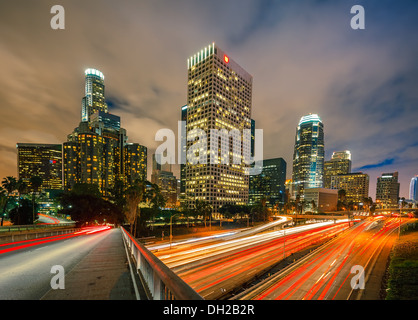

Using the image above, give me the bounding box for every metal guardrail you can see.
[120,226,203,300]
[0,222,76,233]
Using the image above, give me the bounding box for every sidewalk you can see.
[42,228,143,300]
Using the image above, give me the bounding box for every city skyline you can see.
[0,1,417,199]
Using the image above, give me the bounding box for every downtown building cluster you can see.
[15,44,417,215]
[17,68,148,212]
[289,114,406,210]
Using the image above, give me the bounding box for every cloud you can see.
[0,0,417,198]
[356,158,395,171]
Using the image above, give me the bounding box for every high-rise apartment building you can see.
[64,68,147,196]
[410,176,418,202]
[376,172,400,208]
[323,151,352,188]
[249,158,286,208]
[185,43,253,212]
[17,143,63,191]
[124,143,147,186]
[292,114,325,199]
[330,172,369,204]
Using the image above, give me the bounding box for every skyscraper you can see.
[292,114,325,199]
[180,104,188,195]
[249,158,286,208]
[124,143,147,186]
[81,68,107,122]
[17,143,63,191]
[376,172,400,208]
[330,172,369,204]
[323,151,352,188]
[410,176,418,202]
[64,68,147,196]
[185,43,253,212]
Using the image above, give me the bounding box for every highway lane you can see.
[0,226,111,299]
[147,216,290,252]
[238,216,406,300]
[152,220,352,300]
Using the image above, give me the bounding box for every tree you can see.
[58,183,123,227]
[109,178,127,213]
[30,176,43,224]
[125,179,146,235]
[9,198,38,225]
[338,189,347,202]
[195,200,213,228]
[0,187,7,224]
[1,176,18,226]
[310,200,317,212]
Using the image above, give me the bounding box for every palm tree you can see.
[1,176,18,226]
[0,187,7,225]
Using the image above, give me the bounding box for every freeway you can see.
[147,216,291,252]
[152,220,352,299]
[0,226,113,299]
[235,216,407,300]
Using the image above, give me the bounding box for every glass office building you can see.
[292,114,325,199]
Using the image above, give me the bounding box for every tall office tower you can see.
[330,172,369,204]
[180,105,188,196]
[151,154,178,207]
[376,172,400,208]
[185,43,253,212]
[124,143,147,186]
[251,119,255,157]
[292,114,325,199]
[249,158,287,208]
[323,151,352,188]
[17,143,63,191]
[410,176,418,202]
[81,68,108,122]
[64,68,146,197]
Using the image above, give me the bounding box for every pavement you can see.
[41,228,144,300]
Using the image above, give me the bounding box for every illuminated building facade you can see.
[330,172,369,204]
[376,172,400,208]
[185,43,253,212]
[323,151,352,189]
[81,68,107,122]
[17,143,63,191]
[249,157,286,208]
[124,143,147,186]
[64,68,147,197]
[410,176,418,202]
[180,104,188,195]
[292,114,325,199]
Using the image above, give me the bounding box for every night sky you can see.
[0,0,417,198]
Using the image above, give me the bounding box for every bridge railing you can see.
[120,226,203,300]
